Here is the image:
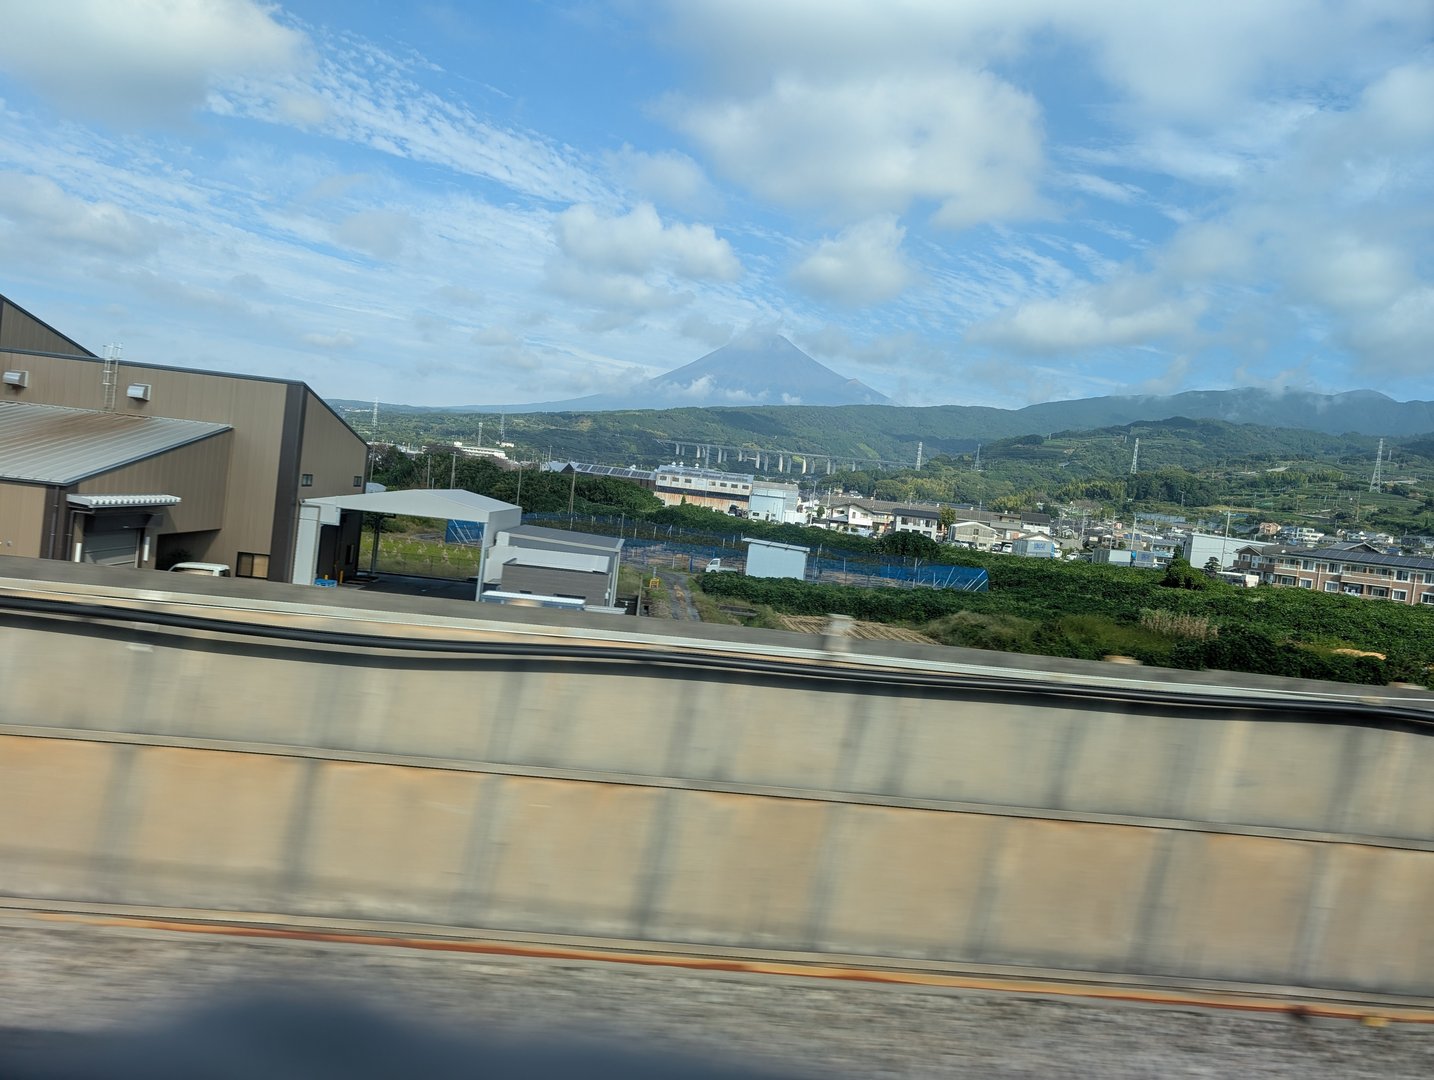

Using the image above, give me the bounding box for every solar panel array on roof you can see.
[570,462,655,480]
[656,464,755,483]
[1305,546,1434,571]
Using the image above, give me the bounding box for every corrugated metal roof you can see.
[67,493,181,509]
[0,401,231,485]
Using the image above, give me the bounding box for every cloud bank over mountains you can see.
[0,1,1429,410]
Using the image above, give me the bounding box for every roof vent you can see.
[126,382,152,401]
[3,370,28,388]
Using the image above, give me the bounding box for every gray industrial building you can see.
[0,294,368,581]
[487,524,625,610]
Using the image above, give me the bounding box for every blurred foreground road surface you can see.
[1,918,1431,1079]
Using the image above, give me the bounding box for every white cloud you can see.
[1060,172,1144,205]
[330,209,420,260]
[1360,61,1434,142]
[608,146,720,213]
[969,286,1204,353]
[679,312,735,347]
[472,325,518,346]
[435,284,484,307]
[791,216,913,306]
[672,70,1044,228]
[301,331,357,349]
[544,261,690,317]
[1339,286,1434,377]
[0,172,162,256]
[554,202,740,280]
[0,0,304,125]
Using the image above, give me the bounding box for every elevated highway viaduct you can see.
[0,557,1431,1011]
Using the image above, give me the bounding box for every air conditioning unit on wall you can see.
[126,383,152,401]
[3,370,29,388]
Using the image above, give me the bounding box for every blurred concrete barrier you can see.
[1,560,1432,999]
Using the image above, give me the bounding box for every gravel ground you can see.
[1,921,1430,1078]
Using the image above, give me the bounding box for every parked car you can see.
[704,558,736,573]
[168,561,232,576]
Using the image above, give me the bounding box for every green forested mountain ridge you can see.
[334,386,1434,451]
[348,398,1429,481]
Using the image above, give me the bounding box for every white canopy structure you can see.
[292,488,522,594]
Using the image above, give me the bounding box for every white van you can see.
[168,562,232,577]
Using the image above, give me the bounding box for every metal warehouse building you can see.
[0,295,367,582]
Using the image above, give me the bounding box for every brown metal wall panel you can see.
[299,390,367,500]
[76,430,233,546]
[0,300,93,355]
[0,481,50,557]
[264,383,306,580]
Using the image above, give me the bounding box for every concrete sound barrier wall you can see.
[1,563,1432,999]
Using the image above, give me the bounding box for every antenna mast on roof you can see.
[1368,438,1384,493]
[101,344,121,411]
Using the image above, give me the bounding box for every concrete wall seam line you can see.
[1292,844,1341,986]
[1125,829,1179,974]
[963,816,1014,962]
[279,758,323,903]
[4,724,1433,852]
[92,744,141,899]
[799,802,851,952]
[628,787,683,938]
[445,775,507,927]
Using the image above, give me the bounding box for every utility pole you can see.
[568,469,577,515]
[450,453,457,488]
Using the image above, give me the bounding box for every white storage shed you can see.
[743,537,809,580]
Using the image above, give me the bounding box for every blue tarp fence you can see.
[521,516,990,591]
[444,520,485,545]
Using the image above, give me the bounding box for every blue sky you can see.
[0,1,1431,410]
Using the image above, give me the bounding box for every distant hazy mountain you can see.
[342,335,890,415]
[1010,388,1434,438]
[519,334,890,412]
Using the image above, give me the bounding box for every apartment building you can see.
[1235,542,1434,605]
[652,464,754,512]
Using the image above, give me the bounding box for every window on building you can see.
[1396,570,1410,581]
[1423,593,1434,605]
[1299,579,1312,588]
[1394,590,1408,601]
[1371,587,1388,598]
[301,474,314,487]
[236,552,270,578]
[1324,582,1338,592]
[353,475,363,488]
